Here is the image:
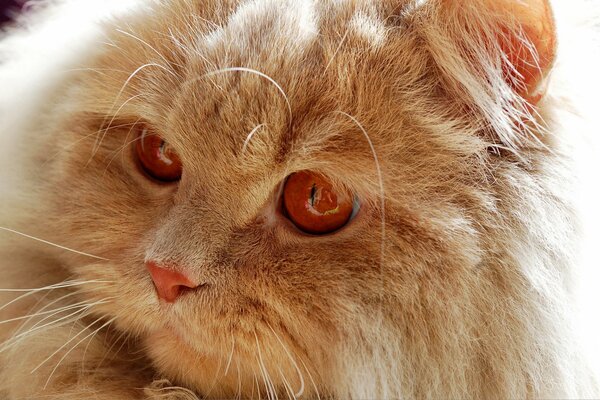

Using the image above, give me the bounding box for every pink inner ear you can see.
[498,0,557,104]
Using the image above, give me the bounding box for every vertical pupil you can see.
[309,183,317,207]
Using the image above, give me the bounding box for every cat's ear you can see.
[437,0,557,105]
[409,0,556,108]
[391,0,558,148]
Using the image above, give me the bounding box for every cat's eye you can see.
[135,125,182,182]
[282,171,357,235]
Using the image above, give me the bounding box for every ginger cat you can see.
[0,0,599,398]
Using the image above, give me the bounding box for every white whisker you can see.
[193,67,292,124]
[13,290,83,336]
[0,300,98,326]
[0,280,112,293]
[0,227,109,261]
[92,62,176,157]
[0,280,110,315]
[254,331,277,400]
[242,123,267,154]
[39,121,140,171]
[334,111,386,327]
[93,326,130,370]
[102,132,144,176]
[2,297,112,348]
[32,315,106,374]
[236,358,242,400]
[115,29,173,68]
[224,336,235,377]
[42,317,117,389]
[299,353,321,400]
[266,322,304,398]
[252,370,260,400]
[278,368,296,400]
[324,29,349,73]
[90,93,144,160]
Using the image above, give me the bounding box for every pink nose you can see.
[146,261,198,303]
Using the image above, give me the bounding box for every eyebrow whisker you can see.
[242,123,268,154]
[333,111,386,327]
[186,67,293,125]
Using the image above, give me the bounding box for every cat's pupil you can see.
[309,183,317,207]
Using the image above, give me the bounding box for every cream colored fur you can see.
[0,0,599,399]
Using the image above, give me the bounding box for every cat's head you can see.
[33,0,560,397]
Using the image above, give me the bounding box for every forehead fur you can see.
[76,0,482,200]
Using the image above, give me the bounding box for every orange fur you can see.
[0,0,599,398]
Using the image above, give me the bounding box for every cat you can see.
[0,0,599,398]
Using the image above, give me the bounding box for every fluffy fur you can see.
[0,0,599,398]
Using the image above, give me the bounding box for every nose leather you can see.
[146,261,198,303]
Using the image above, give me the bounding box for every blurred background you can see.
[0,0,24,26]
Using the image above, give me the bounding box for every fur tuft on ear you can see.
[457,0,557,104]
[413,0,557,149]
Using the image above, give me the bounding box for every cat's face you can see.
[35,0,557,397]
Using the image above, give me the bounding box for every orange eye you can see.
[135,125,182,182]
[282,171,356,235]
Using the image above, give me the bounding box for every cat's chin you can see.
[144,326,311,398]
[143,327,235,397]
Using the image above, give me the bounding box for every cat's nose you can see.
[146,261,199,303]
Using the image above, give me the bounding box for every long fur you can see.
[0,0,599,398]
